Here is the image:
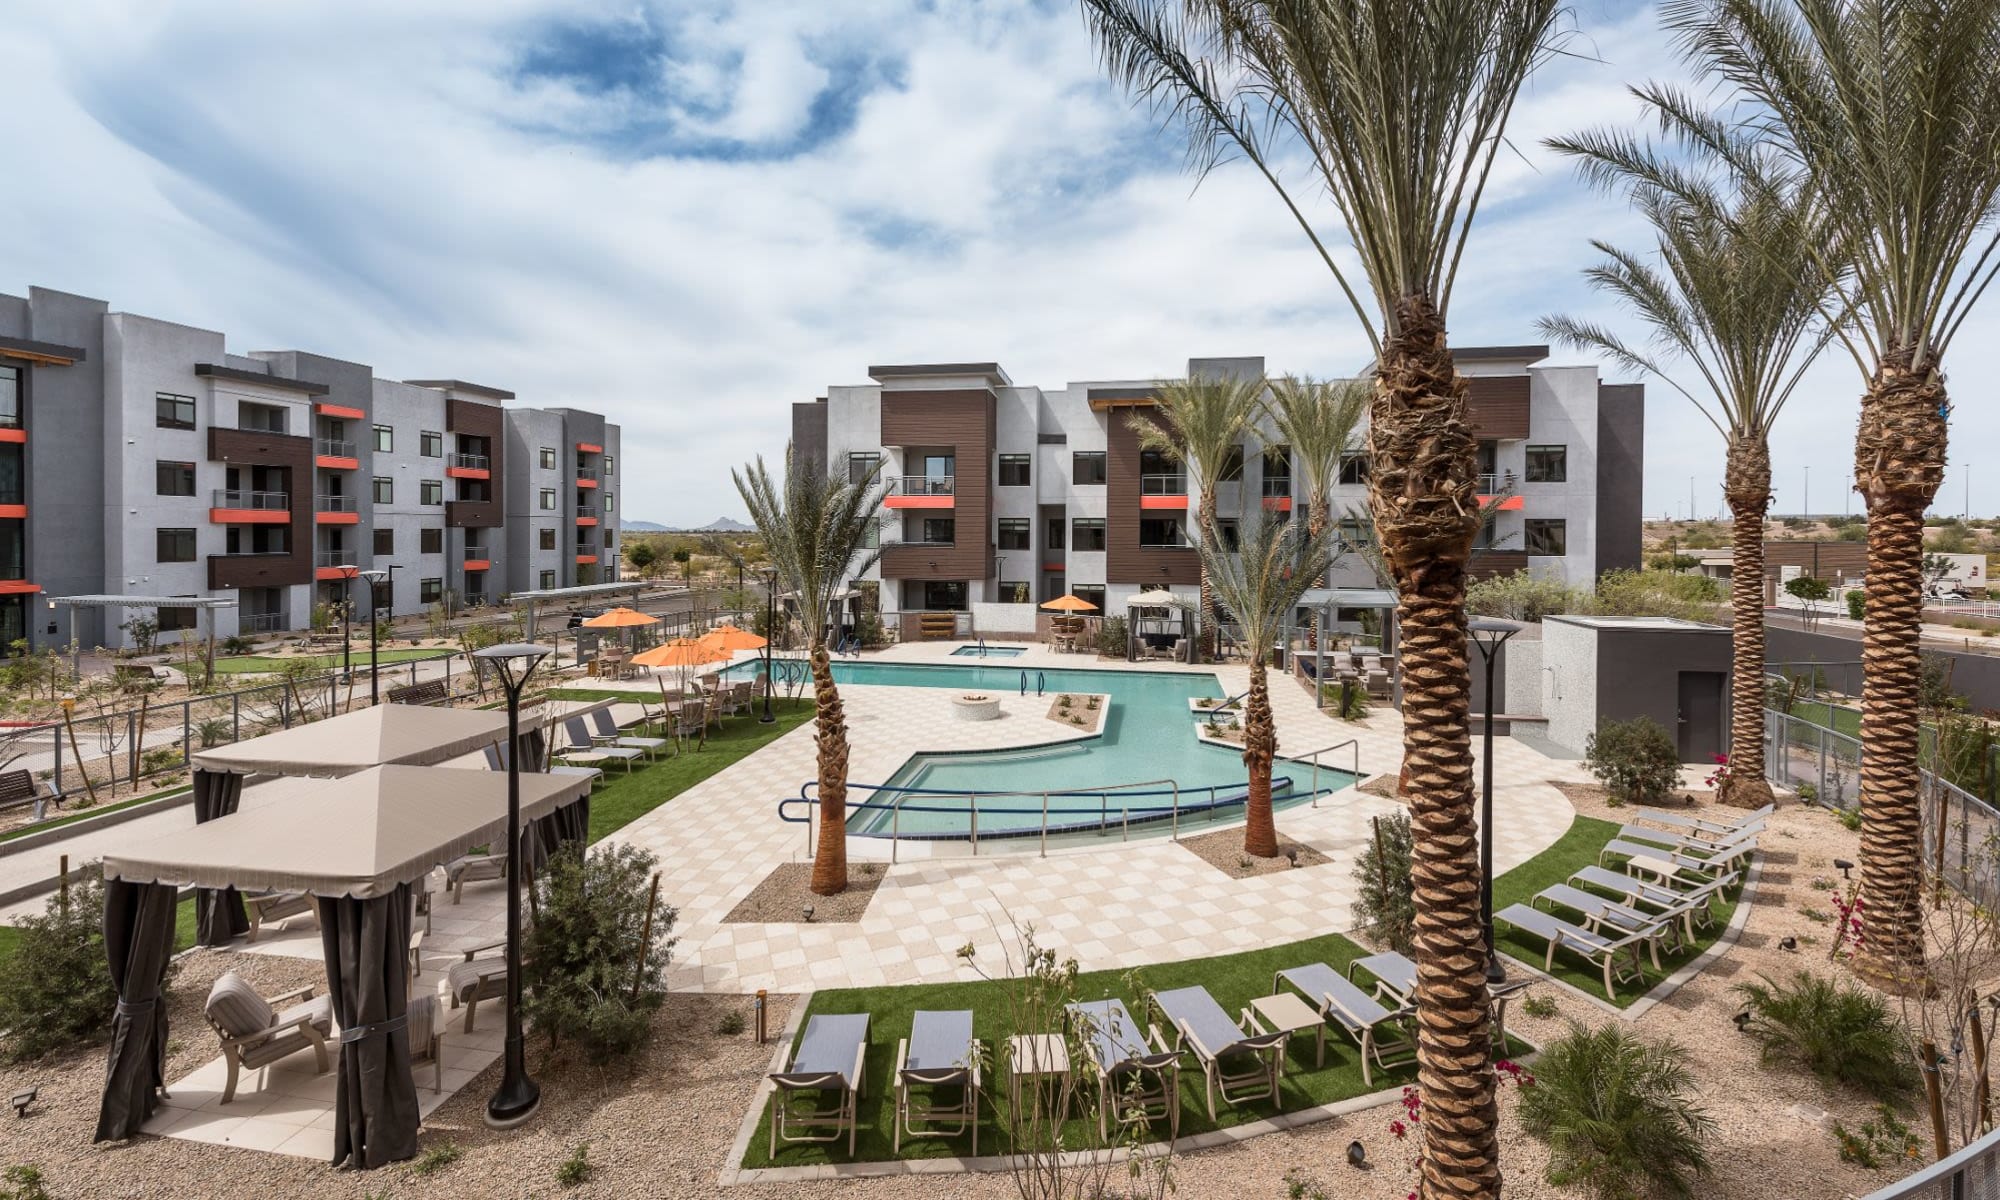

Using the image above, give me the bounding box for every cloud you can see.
[0,0,1992,526]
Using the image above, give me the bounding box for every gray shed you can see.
[1541,615,1732,763]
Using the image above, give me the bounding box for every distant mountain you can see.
[689,517,753,533]
[622,520,670,533]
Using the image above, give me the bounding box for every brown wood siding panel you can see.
[446,499,502,529]
[1105,405,1199,585]
[878,389,993,581]
[1468,550,1528,582]
[1465,375,1530,440]
[445,398,504,525]
[206,427,312,586]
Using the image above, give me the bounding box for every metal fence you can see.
[1860,1123,2000,1200]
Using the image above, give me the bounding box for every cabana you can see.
[1288,587,1401,708]
[186,704,513,945]
[95,764,593,1167]
[1125,588,1194,662]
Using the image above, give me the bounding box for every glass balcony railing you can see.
[213,489,288,510]
[449,452,489,471]
[315,550,357,570]
[242,613,288,633]
[1260,477,1292,499]
[896,475,954,497]
[1140,473,1187,496]
[316,438,356,459]
[316,494,356,512]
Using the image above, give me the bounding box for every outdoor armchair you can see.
[204,972,333,1103]
[446,939,510,1033]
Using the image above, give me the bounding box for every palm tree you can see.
[1264,375,1370,642]
[1129,373,1264,658]
[734,445,886,896]
[1665,0,2000,986]
[1539,114,1837,811]
[1079,3,1564,1192]
[1196,511,1338,857]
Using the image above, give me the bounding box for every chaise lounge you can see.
[1272,962,1416,1087]
[892,1009,980,1154]
[1148,985,1288,1120]
[1067,998,1182,1141]
[769,1013,871,1158]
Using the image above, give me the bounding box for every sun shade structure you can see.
[632,637,730,669]
[580,606,658,628]
[1041,593,1100,612]
[190,703,511,778]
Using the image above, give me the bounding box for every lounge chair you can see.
[555,716,643,773]
[1636,804,1771,839]
[244,891,315,942]
[768,1013,870,1158]
[892,1009,980,1154]
[1148,986,1288,1120]
[1571,865,1738,940]
[1617,821,1765,857]
[589,708,668,759]
[1067,998,1181,1141]
[1532,884,1669,964]
[1272,963,1416,1087]
[203,972,332,1103]
[446,940,509,1032]
[1495,903,1662,1001]
[482,743,602,789]
[1344,951,1531,1049]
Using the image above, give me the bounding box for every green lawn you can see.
[209,648,452,675]
[0,895,197,967]
[1784,698,1862,739]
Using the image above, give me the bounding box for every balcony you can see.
[885,475,954,510]
[464,553,491,572]
[314,548,358,581]
[210,490,291,524]
[1138,530,1191,549]
[446,451,490,480]
[1260,476,1294,512]
[315,493,359,524]
[315,438,358,469]
[1139,472,1188,511]
[575,503,599,527]
[1476,471,1524,511]
[241,612,289,634]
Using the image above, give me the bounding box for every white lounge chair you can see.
[1496,903,1662,1001]
[1345,951,1530,1049]
[769,1013,870,1158]
[589,708,668,759]
[1533,884,1670,964]
[1571,865,1738,939]
[1273,963,1415,1087]
[1636,804,1771,840]
[482,742,602,789]
[1067,998,1181,1141]
[892,1009,980,1154]
[555,716,643,773]
[1149,985,1288,1120]
[204,972,332,1103]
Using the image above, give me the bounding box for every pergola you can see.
[45,593,238,674]
[1290,587,1402,707]
[503,581,654,640]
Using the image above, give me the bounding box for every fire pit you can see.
[951,693,1002,722]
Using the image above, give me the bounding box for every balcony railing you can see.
[895,475,954,497]
[213,489,288,510]
[1139,531,1191,549]
[1260,477,1292,499]
[316,438,356,459]
[316,494,356,512]
[315,550,357,570]
[449,452,489,471]
[241,613,288,634]
[1477,471,1517,494]
[576,504,598,519]
[1140,473,1188,496]
[576,466,599,482]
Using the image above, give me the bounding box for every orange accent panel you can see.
[575,477,599,489]
[315,403,366,419]
[576,516,598,527]
[575,554,598,565]
[1477,494,1526,511]
[0,581,39,595]
[1260,496,1294,512]
[315,566,357,581]
[1139,494,1189,510]
[883,494,953,510]
[0,505,24,520]
[0,429,24,444]
[315,511,359,525]
[210,508,291,524]
[464,559,491,572]
[1042,562,1065,572]
[445,467,490,480]
[576,442,603,453]
[316,455,359,470]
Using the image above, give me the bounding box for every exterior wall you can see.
[368,380,452,616]
[791,400,828,473]
[1594,625,1732,761]
[504,407,567,593]
[1540,617,1599,755]
[877,386,995,585]
[1503,635,1544,717]
[1595,383,1645,574]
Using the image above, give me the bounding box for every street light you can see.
[357,569,388,704]
[1469,618,1522,984]
[760,569,778,724]
[472,642,552,1130]
[338,566,360,684]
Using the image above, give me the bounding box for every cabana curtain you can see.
[320,884,419,1168]
[192,770,249,946]
[93,880,179,1142]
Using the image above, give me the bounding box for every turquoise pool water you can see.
[727,659,1361,838]
[949,644,1025,658]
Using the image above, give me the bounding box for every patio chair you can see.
[555,716,642,774]
[1272,963,1416,1087]
[1148,985,1288,1120]
[768,1013,870,1158]
[892,1009,981,1154]
[482,743,603,789]
[1634,807,1768,843]
[244,891,316,942]
[1067,998,1180,1141]
[1532,884,1671,964]
[669,698,709,751]
[409,992,445,1092]
[1495,903,1662,1001]
[204,972,333,1103]
[447,939,509,1033]
[589,708,668,760]
[445,851,506,904]
[1345,951,1530,1049]
[1570,865,1739,941]
[1617,822,1764,859]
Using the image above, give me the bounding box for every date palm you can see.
[1665,0,2000,985]
[1264,375,1370,642]
[1079,2,1565,1192]
[1195,510,1338,857]
[1540,116,1837,810]
[734,445,886,896]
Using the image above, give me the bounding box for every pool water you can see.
[725,659,1361,838]
[949,644,1025,658]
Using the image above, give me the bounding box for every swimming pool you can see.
[949,644,1025,658]
[730,659,1362,838]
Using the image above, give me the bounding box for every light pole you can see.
[1470,618,1522,984]
[357,568,387,704]
[760,569,778,724]
[472,642,551,1130]
[338,566,361,684]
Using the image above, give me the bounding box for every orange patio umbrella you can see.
[581,606,659,629]
[632,638,729,669]
[698,624,767,653]
[1040,594,1099,612]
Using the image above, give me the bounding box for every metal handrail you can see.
[895,474,955,496]
[1140,473,1187,496]
[213,489,287,510]
[1294,738,1362,807]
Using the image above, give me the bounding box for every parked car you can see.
[1931,588,1970,602]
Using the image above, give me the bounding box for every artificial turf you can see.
[207,648,452,675]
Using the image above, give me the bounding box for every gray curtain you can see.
[319,883,418,1169]
[192,770,249,946]
[94,879,178,1142]
[526,794,590,872]
[514,727,547,773]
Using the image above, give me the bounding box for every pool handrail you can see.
[1291,738,1362,807]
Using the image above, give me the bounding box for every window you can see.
[539,570,556,590]
[1338,452,1369,486]
[373,425,393,452]
[420,479,443,506]
[1046,516,1065,550]
[920,517,955,545]
[539,447,556,470]
[419,578,443,604]
[1071,517,1107,552]
[373,527,394,556]
[1525,518,1568,556]
[998,580,1031,603]
[539,488,556,510]
[157,605,197,632]
[1215,518,1240,552]
[1336,517,1374,549]
[420,527,443,555]
[604,493,615,512]
[156,392,196,430]
[847,453,880,485]
[604,455,614,475]
[0,364,18,429]
[1073,584,1106,611]
[539,527,556,551]
[420,431,443,458]
[155,460,196,497]
[156,528,196,562]
[1072,452,1106,485]
[997,518,1030,550]
[240,402,286,433]
[372,477,393,504]
[1139,517,1187,548]
[998,454,1030,486]
[1525,444,1568,483]
[922,581,967,610]
[1218,445,1245,482]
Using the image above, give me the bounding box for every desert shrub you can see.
[524,843,676,1063]
[0,873,132,1061]
[1584,717,1682,806]
[1095,615,1128,657]
[1832,1103,1922,1169]
[1521,993,1560,1019]
[196,717,231,749]
[408,1142,461,1176]
[1319,681,1368,721]
[1734,971,1912,1094]
[1352,810,1415,954]
[715,1008,746,1036]
[0,1166,51,1200]
[1518,1022,1714,1200]
[1846,588,1865,621]
[1467,571,1581,623]
[220,635,255,656]
[555,1142,592,1188]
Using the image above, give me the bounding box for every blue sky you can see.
[2,0,1991,526]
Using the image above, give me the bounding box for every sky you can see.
[1,0,1991,527]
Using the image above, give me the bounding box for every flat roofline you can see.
[867,362,1011,386]
[0,334,86,366]
[194,362,330,396]
[403,378,516,400]
[1455,344,1550,363]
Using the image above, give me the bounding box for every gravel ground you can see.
[1177,825,1332,878]
[721,861,884,924]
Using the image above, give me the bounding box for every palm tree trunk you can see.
[808,643,850,896]
[1853,349,1950,988]
[1241,655,1278,857]
[1307,496,1331,652]
[1198,490,1219,661]
[1721,437,1775,809]
[1367,295,1496,1200]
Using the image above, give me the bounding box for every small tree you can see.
[625,541,659,576]
[1785,575,1832,630]
[523,844,675,1064]
[0,872,134,1061]
[1583,717,1682,806]
[1354,811,1416,954]
[118,616,159,656]
[1519,1022,1715,1200]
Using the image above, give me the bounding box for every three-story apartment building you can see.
[792,347,1643,639]
[0,284,623,652]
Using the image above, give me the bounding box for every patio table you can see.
[1007,1032,1071,1115]
[1249,992,1325,1068]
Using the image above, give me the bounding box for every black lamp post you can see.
[1469,618,1521,984]
[759,569,778,724]
[338,567,358,683]
[472,642,551,1130]
[357,568,388,704]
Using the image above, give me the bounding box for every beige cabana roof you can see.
[190,703,511,777]
[102,765,590,899]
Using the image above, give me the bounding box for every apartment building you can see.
[0,284,622,652]
[791,346,1643,639]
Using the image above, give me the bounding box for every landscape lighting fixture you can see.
[803,903,815,923]
[1346,1140,1367,1169]
[1833,858,1854,881]
[1733,1010,1752,1033]
[10,1088,35,1117]
[1779,935,1798,952]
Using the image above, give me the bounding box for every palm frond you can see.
[1194,509,1339,654]
[733,446,886,647]
[1263,375,1369,517]
[1125,373,1265,508]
